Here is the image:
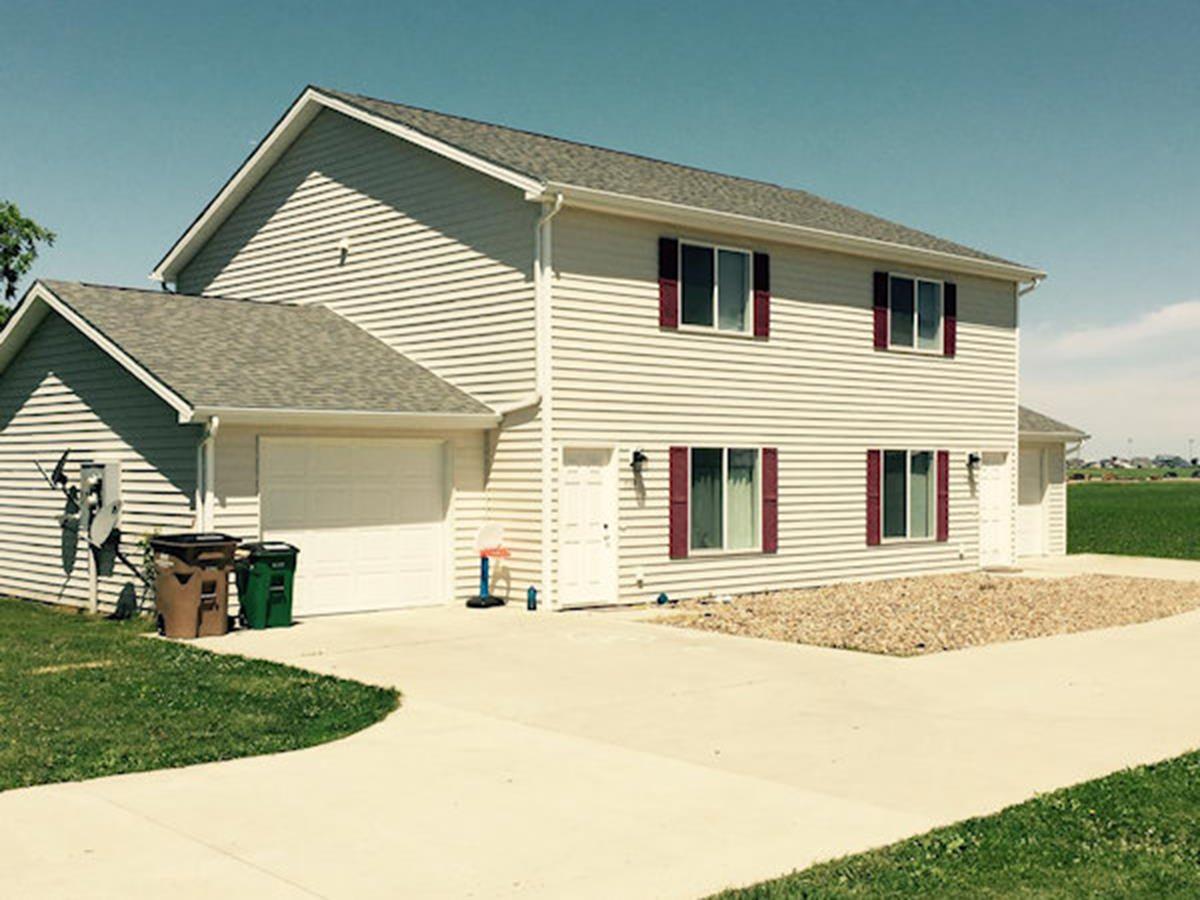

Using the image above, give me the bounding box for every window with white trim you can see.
[680,242,751,333]
[690,447,760,550]
[889,275,942,351]
[882,449,935,540]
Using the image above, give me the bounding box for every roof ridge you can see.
[319,86,832,196]
[315,87,1008,261]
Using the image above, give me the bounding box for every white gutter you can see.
[184,407,500,430]
[1018,276,1045,297]
[528,183,1046,284]
[534,193,564,608]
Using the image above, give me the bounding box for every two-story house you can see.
[0,86,1085,615]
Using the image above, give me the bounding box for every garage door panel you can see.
[260,439,447,616]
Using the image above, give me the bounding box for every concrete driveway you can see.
[4,580,1200,899]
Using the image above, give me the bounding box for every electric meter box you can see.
[79,459,122,545]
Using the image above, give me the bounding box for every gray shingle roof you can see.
[39,281,491,417]
[316,86,1026,269]
[1019,405,1087,437]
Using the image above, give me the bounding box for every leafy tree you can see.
[1,201,56,328]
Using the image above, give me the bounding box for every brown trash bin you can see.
[150,534,240,639]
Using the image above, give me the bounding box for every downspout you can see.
[534,193,564,608]
[196,416,220,531]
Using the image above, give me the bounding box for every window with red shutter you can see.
[669,446,688,558]
[659,237,679,329]
[866,449,882,545]
[943,283,957,357]
[762,447,778,553]
[872,272,888,349]
[936,450,950,541]
[753,252,770,339]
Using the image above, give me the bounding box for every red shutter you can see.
[669,446,689,558]
[944,282,957,357]
[761,447,778,553]
[659,237,679,329]
[873,272,888,349]
[866,449,881,545]
[753,252,770,338]
[936,450,950,542]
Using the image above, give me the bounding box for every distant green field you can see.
[1069,481,1200,560]
[1069,467,1200,482]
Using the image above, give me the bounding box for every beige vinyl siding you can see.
[1046,443,1067,555]
[0,313,199,612]
[551,208,1019,604]
[176,108,540,598]
[211,425,486,603]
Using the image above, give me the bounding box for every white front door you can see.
[1018,446,1048,557]
[558,447,618,607]
[978,451,1013,568]
[260,437,447,616]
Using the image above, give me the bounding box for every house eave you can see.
[1019,430,1089,442]
[529,183,1047,284]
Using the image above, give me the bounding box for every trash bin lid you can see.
[240,541,300,559]
[151,532,240,548]
[150,533,241,567]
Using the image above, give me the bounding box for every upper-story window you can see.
[680,242,751,333]
[888,275,942,352]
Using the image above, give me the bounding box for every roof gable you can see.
[154,86,1044,285]
[2,281,495,424]
[1019,405,1087,438]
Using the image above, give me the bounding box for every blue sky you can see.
[4,1,1197,457]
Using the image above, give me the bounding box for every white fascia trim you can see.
[1020,431,1090,441]
[491,391,541,419]
[1,283,195,420]
[530,183,1047,284]
[152,87,545,283]
[185,406,499,430]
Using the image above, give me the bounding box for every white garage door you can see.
[260,437,447,616]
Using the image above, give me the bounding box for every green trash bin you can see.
[235,542,299,629]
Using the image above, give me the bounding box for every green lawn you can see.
[714,750,1200,898]
[1068,481,1200,560]
[0,598,398,792]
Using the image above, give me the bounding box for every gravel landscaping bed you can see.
[656,574,1200,656]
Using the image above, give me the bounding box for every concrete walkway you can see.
[4,571,1200,898]
[1018,552,1200,581]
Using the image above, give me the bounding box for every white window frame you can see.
[678,240,754,336]
[688,445,763,555]
[887,273,944,354]
[880,448,938,543]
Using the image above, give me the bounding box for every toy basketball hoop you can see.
[475,523,509,558]
[467,524,508,608]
